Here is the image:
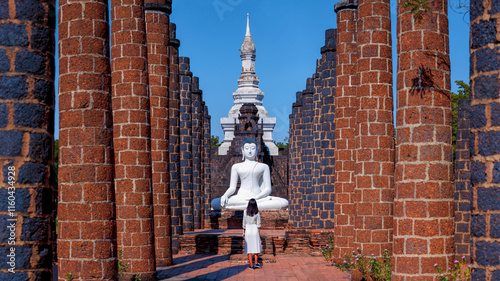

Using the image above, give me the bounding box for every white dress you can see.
[243,210,261,254]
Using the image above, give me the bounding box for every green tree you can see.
[451,80,470,157]
[273,137,289,149]
[210,135,221,148]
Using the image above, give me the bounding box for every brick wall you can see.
[394,0,454,278]
[145,0,172,267]
[110,0,156,278]
[58,0,116,279]
[469,0,500,278]
[333,0,358,260]
[353,0,394,257]
[454,99,471,261]
[1,0,55,279]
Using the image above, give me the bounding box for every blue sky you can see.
[54,0,470,142]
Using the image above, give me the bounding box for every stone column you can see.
[191,77,202,230]
[110,0,156,278]
[333,0,358,260]
[179,56,193,232]
[202,104,211,228]
[354,0,394,257]
[454,99,471,261]
[394,0,454,278]
[0,0,55,279]
[145,0,172,267]
[167,22,182,252]
[318,29,337,230]
[469,0,500,279]
[58,0,115,279]
[289,92,303,227]
[300,81,314,228]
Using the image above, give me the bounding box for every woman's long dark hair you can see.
[246,198,259,217]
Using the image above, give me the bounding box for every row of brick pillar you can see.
[289,29,337,229]
[289,0,457,279]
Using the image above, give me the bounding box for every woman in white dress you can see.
[243,198,261,269]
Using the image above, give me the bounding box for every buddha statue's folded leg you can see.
[211,197,222,211]
[255,196,289,210]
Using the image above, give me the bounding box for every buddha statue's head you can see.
[242,138,259,160]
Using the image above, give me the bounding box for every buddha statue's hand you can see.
[220,194,229,208]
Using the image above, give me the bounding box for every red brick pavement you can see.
[157,254,350,280]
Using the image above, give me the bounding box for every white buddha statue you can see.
[211,139,289,211]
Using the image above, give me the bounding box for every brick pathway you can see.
[157,254,350,280]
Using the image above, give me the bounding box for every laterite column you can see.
[179,56,193,232]
[394,0,454,278]
[469,0,500,279]
[111,0,156,278]
[168,22,182,252]
[334,0,358,260]
[202,104,211,228]
[145,0,172,266]
[191,77,202,229]
[1,0,55,279]
[354,0,394,257]
[58,0,115,279]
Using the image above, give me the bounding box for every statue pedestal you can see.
[211,209,289,230]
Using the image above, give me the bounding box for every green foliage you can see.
[320,234,335,263]
[118,250,130,277]
[273,137,289,149]
[434,256,471,280]
[132,276,142,281]
[451,80,470,159]
[210,135,221,148]
[66,273,73,281]
[403,0,431,22]
[334,248,392,281]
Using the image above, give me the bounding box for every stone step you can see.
[228,254,276,263]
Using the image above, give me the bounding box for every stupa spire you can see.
[246,13,251,36]
[241,13,256,54]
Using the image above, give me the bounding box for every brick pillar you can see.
[394,0,454,278]
[289,92,303,227]
[145,0,172,267]
[318,29,337,230]
[191,77,202,230]
[0,0,55,279]
[334,0,358,260]
[311,69,324,229]
[179,56,193,232]
[58,0,115,279]
[454,99,471,261]
[300,83,314,228]
[202,104,211,228]
[354,0,394,257]
[167,22,181,253]
[469,0,500,278]
[110,0,156,278]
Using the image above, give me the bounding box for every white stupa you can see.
[219,14,278,156]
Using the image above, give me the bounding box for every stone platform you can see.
[210,209,289,229]
[178,229,334,257]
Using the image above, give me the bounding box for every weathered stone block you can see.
[478,131,500,156]
[0,75,28,100]
[471,268,486,281]
[15,0,45,22]
[477,188,500,211]
[0,272,29,281]
[471,20,497,49]
[31,26,52,51]
[0,131,23,157]
[15,50,46,75]
[29,133,51,160]
[474,74,499,100]
[0,188,30,212]
[471,161,487,184]
[471,215,485,237]
[33,79,52,104]
[0,49,10,73]
[14,103,45,128]
[0,245,32,269]
[18,162,46,184]
[0,24,28,47]
[475,47,500,73]
[491,215,500,238]
[21,217,49,242]
[475,241,500,266]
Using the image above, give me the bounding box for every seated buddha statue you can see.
[211,138,289,211]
